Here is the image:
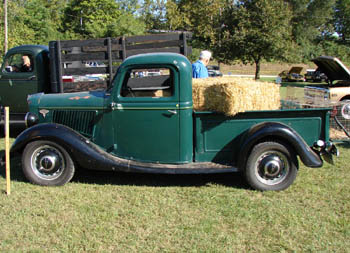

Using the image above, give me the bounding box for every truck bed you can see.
[194,108,330,164]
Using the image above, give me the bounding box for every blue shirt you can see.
[192,60,208,78]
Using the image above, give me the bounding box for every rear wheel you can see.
[22,140,75,186]
[245,141,298,191]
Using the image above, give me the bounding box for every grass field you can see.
[0,138,349,252]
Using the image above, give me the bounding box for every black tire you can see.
[245,141,298,191]
[22,140,75,186]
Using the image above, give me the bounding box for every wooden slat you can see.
[107,37,113,86]
[63,66,119,75]
[126,47,182,57]
[183,32,188,56]
[81,44,123,52]
[61,52,107,61]
[60,38,110,48]
[63,82,107,93]
[126,33,181,44]
[126,40,181,50]
[57,41,63,93]
[61,52,123,62]
[121,37,126,60]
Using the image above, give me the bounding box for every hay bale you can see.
[192,77,280,116]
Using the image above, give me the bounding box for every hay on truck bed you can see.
[192,77,281,116]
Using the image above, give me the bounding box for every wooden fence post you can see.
[5,107,10,195]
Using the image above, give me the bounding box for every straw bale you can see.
[192,77,280,116]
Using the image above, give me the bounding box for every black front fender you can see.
[11,123,128,172]
[237,122,323,169]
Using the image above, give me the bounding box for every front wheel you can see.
[22,140,75,186]
[245,141,298,191]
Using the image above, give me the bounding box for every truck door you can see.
[112,66,180,163]
[0,52,38,113]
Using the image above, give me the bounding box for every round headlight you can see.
[25,112,39,128]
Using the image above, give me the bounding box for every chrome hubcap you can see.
[31,145,65,180]
[38,153,58,172]
[255,151,289,185]
[261,156,282,178]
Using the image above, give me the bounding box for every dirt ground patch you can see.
[330,128,349,140]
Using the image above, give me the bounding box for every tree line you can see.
[1,0,349,78]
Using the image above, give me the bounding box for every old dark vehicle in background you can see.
[0,33,191,127]
[279,66,305,82]
[207,65,223,77]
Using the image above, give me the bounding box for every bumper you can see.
[314,141,339,165]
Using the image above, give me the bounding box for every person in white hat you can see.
[192,50,212,78]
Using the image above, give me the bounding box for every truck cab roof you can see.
[6,45,49,55]
[122,52,191,69]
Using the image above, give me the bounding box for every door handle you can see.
[168,110,177,115]
[28,75,36,80]
[110,102,117,110]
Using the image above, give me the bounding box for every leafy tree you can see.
[61,0,145,38]
[171,0,225,43]
[334,0,350,41]
[164,0,186,31]
[316,36,350,64]
[0,1,35,56]
[219,0,293,79]
[286,0,336,61]
[0,0,71,56]
[105,13,146,37]
[140,0,168,31]
[116,0,140,14]
[165,0,227,63]
[23,0,66,44]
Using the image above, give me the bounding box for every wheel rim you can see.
[30,145,66,180]
[341,103,350,120]
[254,150,289,186]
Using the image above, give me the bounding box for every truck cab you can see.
[0,45,50,125]
[11,53,337,191]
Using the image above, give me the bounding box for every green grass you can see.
[1,138,349,252]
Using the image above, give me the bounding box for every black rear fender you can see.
[237,122,323,169]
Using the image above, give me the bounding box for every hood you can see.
[28,90,107,110]
[312,56,350,82]
[288,67,303,74]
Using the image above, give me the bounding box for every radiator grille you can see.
[52,110,97,137]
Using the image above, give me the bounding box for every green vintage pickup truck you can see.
[11,53,338,191]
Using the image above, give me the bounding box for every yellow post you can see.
[5,107,10,195]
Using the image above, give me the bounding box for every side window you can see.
[2,53,34,73]
[121,67,173,98]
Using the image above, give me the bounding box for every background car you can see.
[312,68,328,83]
[278,66,305,82]
[207,65,223,77]
[304,69,315,82]
[303,68,328,83]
